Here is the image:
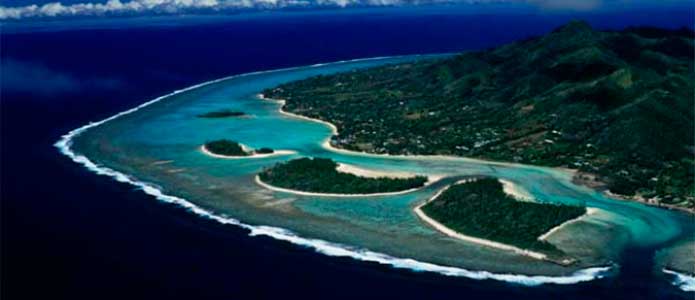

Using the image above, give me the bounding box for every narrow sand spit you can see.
[499,179,534,201]
[254,163,444,198]
[255,175,434,198]
[336,163,421,179]
[151,160,174,165]
[538,208,599,241]
[200,144,296,159]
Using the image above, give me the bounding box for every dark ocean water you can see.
[2,7,694,299]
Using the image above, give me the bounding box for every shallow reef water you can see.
[64,55,694,287]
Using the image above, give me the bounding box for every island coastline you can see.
[259,93,579,170]
[254,169,444,198]
[55,56,645,284]
[260,93,694,215]
[571,170,695,214]
[499,179,533,201]
[335,163,419,179]
[413,178,588,266]
[538,207,599,241]
[200,144,296,159]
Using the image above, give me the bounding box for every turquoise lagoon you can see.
[66,56,694,281]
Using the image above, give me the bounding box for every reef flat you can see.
[65,55,693,284]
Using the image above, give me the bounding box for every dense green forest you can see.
[255,147,275,154]
[197,110,246,118]
[258,157,427,194]
[264,22,694,210]
[204,139,249,156]
[422,178,586,253]
[204,139,276,156]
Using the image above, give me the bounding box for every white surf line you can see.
[413,179,550,261]
[200,144,296,159]
[664,269,695,292]
[538,208,599,241]
[55,58,613,286]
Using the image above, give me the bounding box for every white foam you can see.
[664,269,695,292]
[55,57,613,286]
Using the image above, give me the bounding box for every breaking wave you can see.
[55,57,613,286]
[664,269,695,292]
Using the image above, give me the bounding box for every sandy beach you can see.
[538,207,599,241]
[200,144,296,159]
[413,179,549,261]
[258,93,340,135]
[261,94,694,217]
[336,163,422,179]
[253,160,444,198]
[262,92,602,263]
[258,94,582,176]
[255,175,437,198]
[499,179,534,201]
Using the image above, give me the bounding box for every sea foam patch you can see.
[664,269,695,292]
[55,57,613,286]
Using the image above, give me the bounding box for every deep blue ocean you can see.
[2,6,694,299]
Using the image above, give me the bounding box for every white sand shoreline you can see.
[538,208,599,241]
[200,144,296,159]
[499,179,534,201]
[257,94,579,177]
[253,159,444,198]
[336,163,421,179]
[258,93,340,135]
[261,92,593,263]
[413,179,550,261]
[55,58,616,285]
[255,175,438,198]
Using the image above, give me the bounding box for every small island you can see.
[257,157,428,195]
[201,139,287,158]
[418,177,586,258]
[204,139,250,156]
[197,109,247,118]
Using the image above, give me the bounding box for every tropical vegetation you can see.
[204,139,249,156]
[258,157,427,194]
[421,178,586,253]
[263,22,694,210]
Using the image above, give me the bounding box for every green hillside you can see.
[264,21,694,210]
